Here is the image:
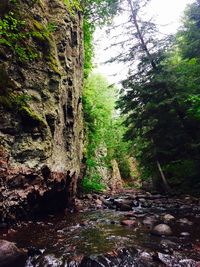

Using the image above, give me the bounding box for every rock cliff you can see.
[0,0,83,223]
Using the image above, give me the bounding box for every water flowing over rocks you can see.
[1,190,200,267]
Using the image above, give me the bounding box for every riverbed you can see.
[1,191,200,266]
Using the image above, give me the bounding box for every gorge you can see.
[1,0,200,266]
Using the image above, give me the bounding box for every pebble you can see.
[180,232,190,237]
[121,219,137,227]
[151,224,172,236]
[163,214,175,222]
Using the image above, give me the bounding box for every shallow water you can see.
[2,194,200,266]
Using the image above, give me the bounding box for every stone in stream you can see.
[139,251,153,262]
[151,224,172,236]
[142,216,157,229]
[163,214,175,222]
[0,239,27,267]
[132,200,139,207]
[121,219,137,227]
[95,198,103,207]
[102,199,114,209]
[177,218,193,225]
[117,203,132,211]
[180,232,190,237]
[160,239,177,250]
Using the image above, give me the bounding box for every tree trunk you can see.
[156,160,171,193]
[127,0,157,70]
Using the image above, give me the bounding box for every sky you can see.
[93,0,195,84]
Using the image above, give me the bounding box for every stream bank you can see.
[1,190,200,267]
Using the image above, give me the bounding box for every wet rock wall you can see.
[0,0,83,222]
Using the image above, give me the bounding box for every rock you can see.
[95,199,103,206]
[132,200,139,207]
[79,220,88,227]
[151,224,172,236]
[121,220,137,227]
[124,211,136,218]
[116,203,132,211]
[110,159,123,192]
[143,216,157,229]
[180,232,190,237]
[163,214,175,222]
[102,199,114,209]
[178,218,193,225]
[139,251,153,262]
[85,194,93,200]
[0,239,27,267]
[160,239,177,250]
[138,198,146,203]
[0,0,83,222]
[141,201,151,208]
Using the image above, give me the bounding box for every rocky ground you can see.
[1,189,200,266]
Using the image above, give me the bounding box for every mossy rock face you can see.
[0,90,47,128]
[48,54,61,75]
[19,106,47,128]
[31,20,52,54]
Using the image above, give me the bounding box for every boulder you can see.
[151,224,172,236]
[0,239,27,267]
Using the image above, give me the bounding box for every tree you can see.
[83,73,132,191]
[116,0,200,192]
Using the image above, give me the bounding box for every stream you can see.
[1,191,200,266]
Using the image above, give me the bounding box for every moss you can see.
[31,30,51,54]
[32,19,44,31]
[0,93,15,109]
[0,91,47,127]
[48,54,61,75]
[19,105,47,127]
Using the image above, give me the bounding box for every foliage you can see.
[82,73,132,192]
[0,8,57,62]
[82,0,120,25]
[64,0,81,15]
[83,19,95,78]
[116,0,200,192]
[0,12,38,61]
[82,174,106,193]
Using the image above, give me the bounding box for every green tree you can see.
[117,0,200,192]
[83,73,131,191]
